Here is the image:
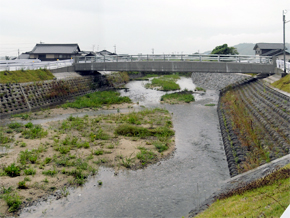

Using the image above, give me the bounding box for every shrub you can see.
[4,163,21,177]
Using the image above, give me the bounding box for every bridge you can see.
[1,54,289,74]
[74,54,277,74]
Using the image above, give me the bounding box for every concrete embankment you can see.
[0,72,133,119]
[189,72,290,217]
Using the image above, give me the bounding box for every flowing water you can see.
[20,77,230,218]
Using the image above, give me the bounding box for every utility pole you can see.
[114,45,116,54]
[282,10,290,77]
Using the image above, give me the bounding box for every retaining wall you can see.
[217,77,290,177]
[0,75,109,119]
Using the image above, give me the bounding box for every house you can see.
[96,50,116,56]
[253,43,290,61]
[29,43,81,61]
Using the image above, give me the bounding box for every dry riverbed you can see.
[0,106,175,216]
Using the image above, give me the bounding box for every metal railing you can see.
[276,59,290,73]
[75,54,273,64]
[0,59,74,71]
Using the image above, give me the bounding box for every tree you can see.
[211,44,239,55]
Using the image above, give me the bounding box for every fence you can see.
[276,59,290,73]
[0,59,74,72]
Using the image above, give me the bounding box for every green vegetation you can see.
[160,90,194,104]
[2,192,22,212]
[106,72,130,86]
[145,74,180,91]
[62,91,131,109]
[196,164,290,218]
[4,163,21,177]
[0,107,175,215]
[139,74,159,79]
[205,103,215,106]
[271,74,290,93]
[221,91,272,172]
[136,147,157,166]
[195,87,206,92]
[211,44,239,55]
[0,69,55,83]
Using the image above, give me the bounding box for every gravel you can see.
[191,72,248,90]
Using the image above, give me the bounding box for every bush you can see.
[4,163,21,177]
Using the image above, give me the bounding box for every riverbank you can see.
[188,72,290,217]
[0,105,175,216]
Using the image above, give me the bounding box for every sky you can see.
[0,0,289,57]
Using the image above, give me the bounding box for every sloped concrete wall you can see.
[0,75,108,118]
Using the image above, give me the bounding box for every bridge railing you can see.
[75,54,272,64]
[0,59,74,72]
[276,59,290,73]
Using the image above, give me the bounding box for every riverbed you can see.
[19,77,230,217]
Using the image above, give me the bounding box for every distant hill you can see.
[202,43,290,55]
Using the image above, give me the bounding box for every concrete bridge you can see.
[73,54,276,74]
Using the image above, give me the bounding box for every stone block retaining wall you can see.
[217,77,290,177]
[0,75,108,118]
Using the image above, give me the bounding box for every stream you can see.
[19,77,230,217]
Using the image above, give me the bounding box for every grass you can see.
[195,164,290,218]
[4,163,21,177]
[220,90,273,173]
[0,69,55,83]
[271,74,290,93]
[136,147,157,166]
[2,193,22,212]
[195,87,206,92]
[160,90,194,104]
[145,74,181,91]
[0,107,175,215]
[62,91,131,109]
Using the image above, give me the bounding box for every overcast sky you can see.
[0,0,289,56]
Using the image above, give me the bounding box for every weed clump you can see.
[4,163,21,177]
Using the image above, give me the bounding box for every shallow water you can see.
[20,77,230,218]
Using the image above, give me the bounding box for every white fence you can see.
[276,60,290,73]
[0,59,73,71]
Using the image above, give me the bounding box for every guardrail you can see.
[276,59,290,73]
[75,54,273,64]
[0,59,74,71]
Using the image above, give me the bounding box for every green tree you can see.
[211,44,239,55]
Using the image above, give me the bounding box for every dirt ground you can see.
[0,105,175,216]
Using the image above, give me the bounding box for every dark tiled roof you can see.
[30,44,80,54]
[261,49,290,56]
[253,43,285,50]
